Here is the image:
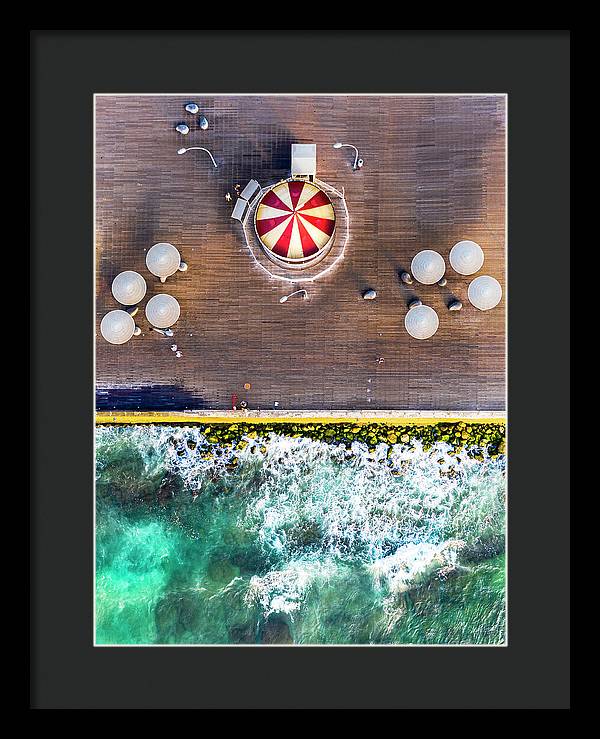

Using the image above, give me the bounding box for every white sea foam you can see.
[245,559,337,619]
[96,426,505,617]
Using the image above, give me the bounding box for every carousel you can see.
[231,144,348,280]
[255,180,336,270]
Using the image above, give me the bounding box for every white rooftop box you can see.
[291,144,317,178]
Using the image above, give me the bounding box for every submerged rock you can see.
[229,623,256,644]
[206,558,240,585]
[462,535,505,563]
[96,448,173,505]
[154,592,202,642]
[259,617,293,644]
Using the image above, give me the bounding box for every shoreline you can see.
[97,418,506,458]
[96,410,506,425]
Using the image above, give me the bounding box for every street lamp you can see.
[279,289,308,303]
[177,146,218,168]
[333,142,363,170]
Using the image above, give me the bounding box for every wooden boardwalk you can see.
[96,95,506,412]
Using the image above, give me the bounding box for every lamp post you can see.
[279,289,308,303]
[177,146,218,168]
[333,142,363,170]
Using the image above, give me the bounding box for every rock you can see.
[155,592,201,641]
[286,520,323,548]
[229,624,256,644]
[259,618,293,644]
[462,535,505,563]
[362,289,377,300]
[157,472,185,502]
[206,558,240,585]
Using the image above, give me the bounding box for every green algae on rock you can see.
[158,421,506,458]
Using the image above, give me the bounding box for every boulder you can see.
[259,617,293,645]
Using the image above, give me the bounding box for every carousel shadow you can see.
[227,125,295,194]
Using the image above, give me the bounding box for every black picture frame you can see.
[30,30,570,710]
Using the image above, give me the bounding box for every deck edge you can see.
[96,410,507,425]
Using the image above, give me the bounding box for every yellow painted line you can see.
[96,412,505,426]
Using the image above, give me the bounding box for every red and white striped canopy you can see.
[255,180,335,260]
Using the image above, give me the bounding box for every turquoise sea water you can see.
[96,426,506,645]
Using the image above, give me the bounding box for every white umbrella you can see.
[100,310,136,345]
[404,304,439,339]
[410,250,446,284]
[111,271,147,305]
[145,294,181,328]
[449,240,484,275]
[468,275,502,311]
[146,243,182,282]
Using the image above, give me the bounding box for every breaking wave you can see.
[96,426,506,644]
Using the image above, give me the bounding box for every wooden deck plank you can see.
[95,95,506,412]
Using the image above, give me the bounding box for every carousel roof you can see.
[255,180,335,260]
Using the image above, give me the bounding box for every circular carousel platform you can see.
[254,180,336,270]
